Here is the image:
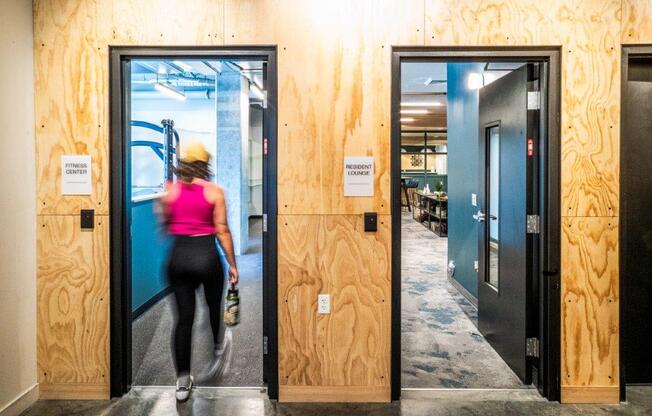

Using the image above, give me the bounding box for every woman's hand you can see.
[228,266,239,286]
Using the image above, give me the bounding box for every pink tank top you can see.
[167,182,216,235]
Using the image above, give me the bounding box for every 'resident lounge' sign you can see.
[344,156,374,197]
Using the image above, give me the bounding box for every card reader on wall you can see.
[364,212,377,232]
[81,209,94,230]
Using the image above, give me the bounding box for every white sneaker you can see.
[175,375,193,402]
[198,330,232,382]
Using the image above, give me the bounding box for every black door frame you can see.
[620,44,652,402]
[390,46,561,401]
[109,46,278,399]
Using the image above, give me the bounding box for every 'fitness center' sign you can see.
[61,155,92,195]
[344,156,374,197]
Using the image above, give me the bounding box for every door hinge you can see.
[527,215,540,234]
[263,91,268,109]
[527,91,540,110]
[263,213,267,232]
[263,335,269,355]
[526,337,540,358]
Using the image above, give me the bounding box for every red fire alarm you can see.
[527,139,534,157]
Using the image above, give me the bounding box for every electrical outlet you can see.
[474,260,479,272]
[318,294,331,314]
[471,193,477,206]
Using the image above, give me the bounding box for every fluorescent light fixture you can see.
[250,83,265,101]
[467,72,484,90]
[400,117,415,123]
[155,82,186,101]
[400,109,428,115]
[401,101,443,107]
[173,60,192,72]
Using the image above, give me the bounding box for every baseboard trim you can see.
[560,386,620,404]
[39,383,109,400]
[132,286,172,320]
[447,276,478,307]
[0,383,39,416]
[279,385,390,403]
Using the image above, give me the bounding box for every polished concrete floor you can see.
[20,387,652,415]
[401,212,523,388]
[131,219,263,387]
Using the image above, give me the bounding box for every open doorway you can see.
[109,48,278,398]
[391,48,561,401]
[620,46,652,401]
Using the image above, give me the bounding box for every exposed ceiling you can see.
[131,59,265,101]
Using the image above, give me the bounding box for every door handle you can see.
[489,214,497,220]
[473,210,486,222]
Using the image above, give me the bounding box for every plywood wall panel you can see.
[37,215,109,391]
[110,0,224,45]
[34,0,111,216]
[226,0,423,215]
[278,215,390,388]
[622,0,652,42]
[561,217,618,389]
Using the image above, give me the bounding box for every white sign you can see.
[61,155,92,195]
[344,156,374,197]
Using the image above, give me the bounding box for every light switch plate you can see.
[474,261,479,272]
[318,294,331,314]
[471,193,477,206]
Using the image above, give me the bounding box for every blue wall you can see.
[446,63,483,299]
[131,198,172,312]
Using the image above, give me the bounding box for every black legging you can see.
[167,234,225,375]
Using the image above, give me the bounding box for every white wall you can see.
[0,0,38,414]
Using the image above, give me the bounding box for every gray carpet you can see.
[132,219,263,387]
[401,211,525,388]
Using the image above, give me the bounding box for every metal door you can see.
[476,64,538,383]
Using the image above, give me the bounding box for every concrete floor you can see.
[20,387,652,415]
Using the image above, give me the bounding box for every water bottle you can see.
[224,284,240,327]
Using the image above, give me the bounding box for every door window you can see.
[486,125,500,290]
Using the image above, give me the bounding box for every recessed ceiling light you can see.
[400,109,428,115]
[401,101,443,107]
[400,117,415,123]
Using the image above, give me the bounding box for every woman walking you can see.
[158,142,239,402]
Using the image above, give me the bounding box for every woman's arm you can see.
[212,186,239,285]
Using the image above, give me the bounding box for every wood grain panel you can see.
[278,215,391,388]
[561,217,618,394]
[622,0,652,42]
[226,0,424,215]
[39,383,109,401]
[279,385,390,403]
[110,0,224,45]
[37,215,109,394]
[34,0,111,215]
[560,386,620,404]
